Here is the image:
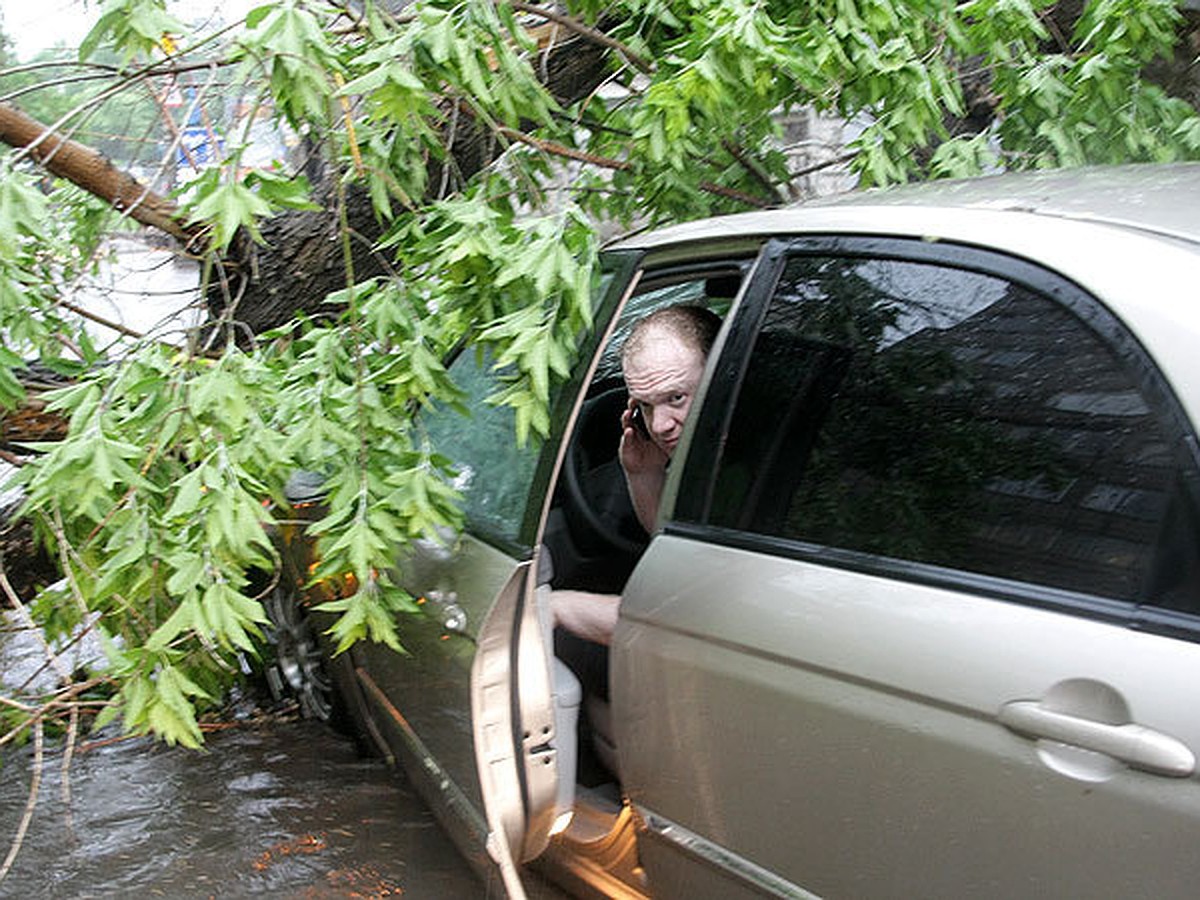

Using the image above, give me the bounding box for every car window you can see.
[702,250,1200,614]
[420,347,543,549]
[589,268,745,385]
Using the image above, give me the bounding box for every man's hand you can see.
[619,399,667,533]
[618,400,667,476]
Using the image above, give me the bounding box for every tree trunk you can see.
[211,28,612,334]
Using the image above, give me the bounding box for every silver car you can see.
[272,163,1200,898]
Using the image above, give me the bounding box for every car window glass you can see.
[590,271,743,384]
[420,347,542,547]
[708,253,1200,612]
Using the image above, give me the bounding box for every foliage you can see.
[0,39,171,170]
[0,0,1198,750]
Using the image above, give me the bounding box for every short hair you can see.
[621,304,722,369]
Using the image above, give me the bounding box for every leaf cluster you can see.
[2,0,1198,749]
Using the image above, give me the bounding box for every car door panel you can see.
[614,535,1200,897]
[617,233,1200,896]
[358,532,522,822]
[352,253,645,893]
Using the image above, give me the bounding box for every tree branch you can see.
[497,126,775,208]
[722,139,789,203]
[789,150,857,181]
[0,720,41,884]
[696,180,773,209]
[0,103,192,242]
[56,300,146,340]
[508,2,655,74]
[498,125,631,169]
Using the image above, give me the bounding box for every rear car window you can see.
[703,250,1200,613]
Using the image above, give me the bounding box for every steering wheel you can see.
[561,386,648,557]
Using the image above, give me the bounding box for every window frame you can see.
[672,235,1200,639]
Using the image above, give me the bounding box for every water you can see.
[0,616,482,897]
[0,720,483,898]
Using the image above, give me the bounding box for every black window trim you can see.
[674,234,1200,641]
[627,258,756,298]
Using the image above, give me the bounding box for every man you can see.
[551,305,722,645]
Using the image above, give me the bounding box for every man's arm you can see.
[619,404,668,534]
[625,467,665,535]
[551,589,620,645]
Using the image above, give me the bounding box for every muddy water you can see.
[0,720,485,898]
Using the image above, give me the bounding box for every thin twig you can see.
[61,706,80,842]
[50,507,98,622]
[497,126,631,170]
[8,72,153,168]
[0,71,131,105]
[0,59,122,79]
[0,681,108,753]
[0,695,35,712]
[497,126,775,208]
[440,100,462,199]
[697,181,774,209]
[790,150,857,180]
[0,720,43,884]
[200,262,250,355]
[55,300,146,340]
[0,557,71,683]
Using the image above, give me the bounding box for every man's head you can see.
[621,305,721,456]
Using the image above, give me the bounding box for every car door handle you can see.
[999,700,1195,777]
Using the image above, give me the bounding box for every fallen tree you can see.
[1,0,1198,756]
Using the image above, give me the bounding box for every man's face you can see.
[623,327,706,457]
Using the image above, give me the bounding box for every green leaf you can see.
[79,0,188,62]
[164,469,206,521]
[145,594,200,652]
[244,170,321,211]
[245,4,273,29]
[0,167,49,256]
[185,179,274,250]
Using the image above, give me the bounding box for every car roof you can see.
[608,163,1200,251]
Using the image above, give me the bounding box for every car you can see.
[268,163,1200,898]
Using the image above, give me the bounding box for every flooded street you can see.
[0,610,482,897]
[0,719,484,898]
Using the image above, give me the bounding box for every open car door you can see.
[471,556,579,897]
[458,255,643,894]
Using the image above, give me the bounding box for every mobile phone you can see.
[630,404,650,440]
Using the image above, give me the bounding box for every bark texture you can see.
[0,102,192,243]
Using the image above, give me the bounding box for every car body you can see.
[277,163,1200,898]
